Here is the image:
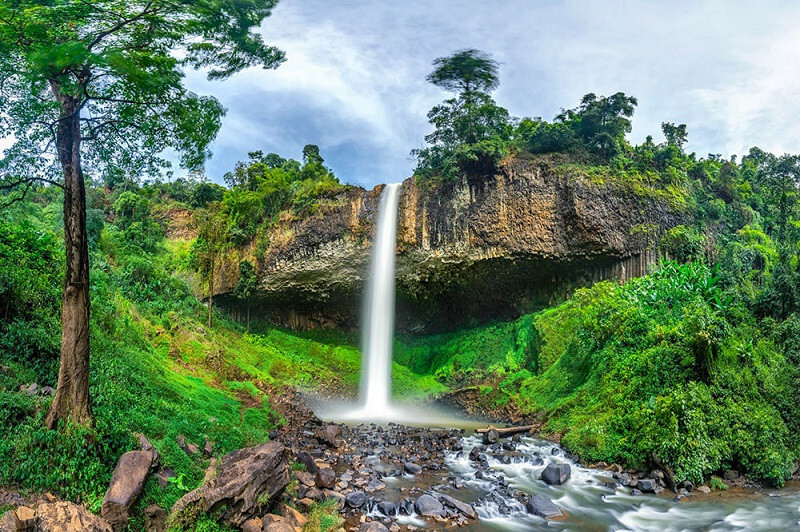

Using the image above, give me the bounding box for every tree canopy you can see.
[426,48,500,97]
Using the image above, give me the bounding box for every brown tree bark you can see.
[208,259,214,328]
[45,84,93,429]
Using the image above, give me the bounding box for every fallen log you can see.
[475,424,535,436]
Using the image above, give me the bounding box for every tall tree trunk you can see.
[46,87,92,429]
[208,259,214,328]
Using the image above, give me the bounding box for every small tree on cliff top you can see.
[427,48,500,100]
[0,0,284,429]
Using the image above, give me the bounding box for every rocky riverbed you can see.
[3,390,800,531]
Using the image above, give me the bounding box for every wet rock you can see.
[469,447,482,461]
[315,467,336,489]
[169,441,289,528]
[723,470,739,481]
[636,479,657,493]
[631,489,642,496]
[400,498,414,515]
[435,493,477,519]
[37,501,112,531]
[541,463,571,485]
[414,494,444,517]
[680,480,694,492]
[482,429,500,445]
[696,485,711,494]
[102,450,155,530]
[359,522,389,532]
[144,504,166,532]
[404,462,422,475]
[526,494,563,518]
[346,491,367,508]
[649,470,664,480]
[296,451,320,474]
[377,500,397,516]
[530,456,544,466]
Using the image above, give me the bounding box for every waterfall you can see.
[359,183,401,415]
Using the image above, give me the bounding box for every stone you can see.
[649,470,664,480]
[696,485,711,494]
[435,493,477,519]
[323,490,346,509]
[414,494,443,517]
[21,383,38,396]
[169,441,289,528]
[281,504,308,529]
[469,447,481,461]
[203,437,214,458]
[680,480,694,492]
[346,491,367,508]
[262,516,295,532]
[526,494,563,518]
[636,479,657,493]
[102,450,155,530]
[540,463,571,485]
[176,435,199,456]
[377,500,397,516]
[315,467,336,489]
[482,429,500,445]
[296,471,315,487]
[40,386,54,396]
[155,467,175,488]
[15,507,35,529]
[315,424,343,448]
[723,469,739,481]
[143,504,166,532]
[403,462,422,474]
[0,510,20,532]
[241,518,262,532]
[359,523,389,532]
[36,501,112,531]
[296,451,319,474]
[631,489,642,496]
[295,498,315,512]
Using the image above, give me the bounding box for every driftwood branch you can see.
[475,424,536,436]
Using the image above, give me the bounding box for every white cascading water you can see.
[359,183,402,416]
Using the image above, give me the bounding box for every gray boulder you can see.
[414,494,443,517]
[526,494,563,518]
[102,450,156,530]
[169,441,289,528]
[435,493,477,519]
[346,490,367,508]
[482,429,500,445]
[315,467,336,489]
[541,463,571,485]
[636,478,657,493]
[359,522,389,532]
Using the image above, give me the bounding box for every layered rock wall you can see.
[216,155,689,332]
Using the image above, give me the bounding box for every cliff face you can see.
[217,154,689,332]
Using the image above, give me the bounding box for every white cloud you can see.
[181,0,800,186]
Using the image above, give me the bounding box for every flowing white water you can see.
[359,183,401,416]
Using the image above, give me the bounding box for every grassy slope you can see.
[0,203,441,528]
[398,263,800,487]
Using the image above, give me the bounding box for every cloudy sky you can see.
[186,0,800,189]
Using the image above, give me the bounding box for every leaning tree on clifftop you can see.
[0,0,284,429]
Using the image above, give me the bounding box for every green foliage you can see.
[660,225,705,262]
[426,48,500,96]
[709,476,729,491]
[305,499,344,532]
[0,0,284,183]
